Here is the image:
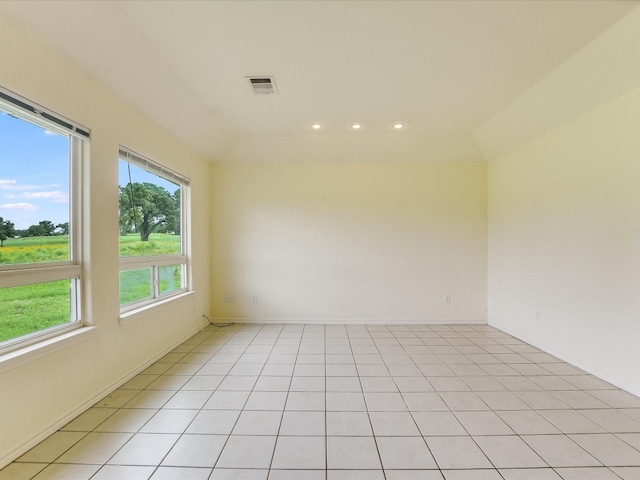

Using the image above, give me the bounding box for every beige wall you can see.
[0,15,211,465]
[211,162,487,323]
[488,84,640,395]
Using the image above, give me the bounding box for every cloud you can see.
[21,191,68,202]
[0,182,61,191]
[4,191,67,203]
[0,202,37,212]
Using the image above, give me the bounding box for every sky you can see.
[0,111,70,230]
[1,109,179,231]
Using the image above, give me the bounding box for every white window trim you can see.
[119,261,188,314]
[119,291,195,326]
[0,87,90,140]
[118,147,191,316]
[0,90,87,354]
[0,264,81,288]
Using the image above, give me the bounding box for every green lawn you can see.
[0,235,70,265]
[119,264,182,307]
[0,280,71,343]
[119,234,180,256]
[0,234,181,343]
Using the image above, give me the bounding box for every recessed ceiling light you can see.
[311,124,322,130]
[393,123,405,129]
[351,124,362,130]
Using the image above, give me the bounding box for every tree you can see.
[25,220,56,237]
[55,222,69,235]
[172,189,181,235]
[119,182,178,241]
[39,220,56,236]
[155,188,181,235]
[26,224,45,237]
[0,217,16,247]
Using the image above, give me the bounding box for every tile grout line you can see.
[92,324,243,477]
[265,322,300,475]
[181,323,259,475]
[5,323,640,480]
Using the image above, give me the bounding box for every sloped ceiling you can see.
[0,1,637,163]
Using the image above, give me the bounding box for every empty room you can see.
[1,1,640,479]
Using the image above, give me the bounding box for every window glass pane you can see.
[159,264,183,296]
[0,111,70,264]
[0,280,72,343]
[118,160,181,257]
[119,268,152,307]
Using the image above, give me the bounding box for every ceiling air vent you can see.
[247,76,278,95]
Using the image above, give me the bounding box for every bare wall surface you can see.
[211,162,487,323]
[488,84,640,395]
[0,14,212,466]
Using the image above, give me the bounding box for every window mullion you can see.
[120,254,186,271]
[153,265,159,299]
[0,264,81,289]
[70,136,82,264]
[70,278,80,323]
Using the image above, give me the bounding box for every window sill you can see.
[119,290,195,326]
[0,326,96,375]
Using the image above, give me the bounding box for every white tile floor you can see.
[3,323,640,480]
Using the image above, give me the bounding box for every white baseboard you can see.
[0,323,206,470]
[489,320,640,398]
[209,317,488,325]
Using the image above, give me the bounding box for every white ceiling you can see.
[0,1,637,163]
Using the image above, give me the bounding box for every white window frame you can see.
[118,147,190,315]
[0,87,87,354]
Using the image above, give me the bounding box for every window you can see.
[118,147,189,314]
[0,87,87,352]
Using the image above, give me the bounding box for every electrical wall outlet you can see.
[224,294,236,303]
[252,295,258,303]
[443,295,451,304]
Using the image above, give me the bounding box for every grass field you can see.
[0,235,71,265]
[0,280,71,343]
[119,234,180,257]
[119,264,182,307]
[0,234,181,343]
